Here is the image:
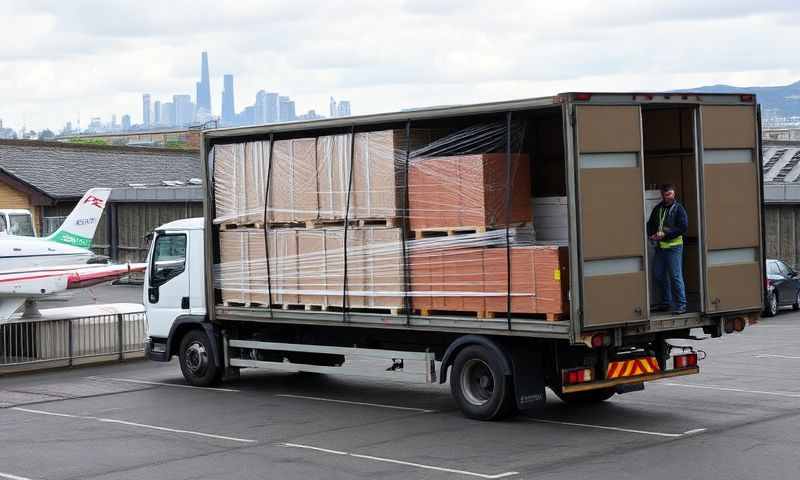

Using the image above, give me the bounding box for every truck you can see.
[144,92,764,420]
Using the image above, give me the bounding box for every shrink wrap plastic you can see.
[212,121,569,318]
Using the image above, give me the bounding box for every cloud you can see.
[1,0,798,130]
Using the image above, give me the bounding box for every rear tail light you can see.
[740,94,754,102]
[563,367,594,385]
[673,353,698,369]
[591,333,608,348]
[574,93,592,101]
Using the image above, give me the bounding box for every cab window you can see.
[0,216,6,233]
[151,234,187,286]
[9,214,35,237]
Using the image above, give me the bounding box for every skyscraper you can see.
[337,101,351,117]
[278,96,295,122]
[196,51,211,115]
[154,100,161,125]
[142,94,151,127]
[255,90,279,124]
[121,114,131,131]
[330,97,337,118]
[221,74,235,124]
[173,94,194,126]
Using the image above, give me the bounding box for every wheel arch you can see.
[439,335,512,384]
[167,315,223,369]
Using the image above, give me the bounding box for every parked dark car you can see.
[765,259,800,316]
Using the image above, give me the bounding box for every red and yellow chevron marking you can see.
[606,357,661,379]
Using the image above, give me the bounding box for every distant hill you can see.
[688,80,800,121]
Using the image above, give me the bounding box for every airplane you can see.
[0,188,145,320]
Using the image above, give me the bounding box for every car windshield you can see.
[8,214,35,236]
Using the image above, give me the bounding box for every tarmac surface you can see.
[2,303,800,479]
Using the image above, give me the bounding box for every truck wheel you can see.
[178,329,222,387]
[555,387,615,404]
[450,345,514,421]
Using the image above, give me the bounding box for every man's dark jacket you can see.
[647,201,688,246]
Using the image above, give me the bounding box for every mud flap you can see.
[509,345,546,411]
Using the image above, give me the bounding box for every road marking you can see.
[11,407,80,418]
[526,418,685,438]
[86,376,240,392]
[11,407,255,444]
[753,354,800,360]
[276,394,435,413]
[0,472,35,480]
[95,418,256,443]
[665,382,800,398]
[281,442,518,479]
[683,428,707,435]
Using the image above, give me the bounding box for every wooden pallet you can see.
[220,222,264,231]
[416,308,566,321]
[411,222,531,239]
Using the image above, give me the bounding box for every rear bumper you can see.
[561,366,699,393]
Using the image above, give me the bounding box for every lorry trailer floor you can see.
[1,313,799,480]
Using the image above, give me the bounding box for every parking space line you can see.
[753,354,800,360]
[86,376,240,392]
[526,418,688,438]
[10,407,255,444]
[276,394,435,413]
[281,442,518,479]
[664,382,800,398]
[0,472,35,480]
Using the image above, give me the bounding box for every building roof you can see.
[0,139,200,201]
[763,141,800,203]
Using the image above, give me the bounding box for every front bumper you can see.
[561,366,699,393]
[144,337,170,362]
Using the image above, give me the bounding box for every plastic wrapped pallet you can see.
[213,141,269,225]
[269,138,319,223]
[408,154,532,230]
[218,229,251,305]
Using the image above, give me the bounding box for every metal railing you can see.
[1,310,148,375]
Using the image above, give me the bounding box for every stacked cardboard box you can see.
[408,154,532,230]
[410,244,568,317]
[218,227,405,309]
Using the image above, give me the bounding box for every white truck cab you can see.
[144,218,206,343]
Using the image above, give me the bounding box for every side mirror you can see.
[148,286,159,304]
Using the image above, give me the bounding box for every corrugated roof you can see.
[0,139,200,200]
[763,141,800,183]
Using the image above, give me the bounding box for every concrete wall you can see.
[765,204,800,267]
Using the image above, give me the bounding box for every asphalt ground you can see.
[2,308,800,479]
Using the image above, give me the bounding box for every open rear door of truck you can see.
[699,104,764,313]
[574,105,650,328]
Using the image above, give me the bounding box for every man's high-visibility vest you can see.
[658,204,683,249]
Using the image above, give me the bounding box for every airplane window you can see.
[9,214,35,237]
[151,234,187,286]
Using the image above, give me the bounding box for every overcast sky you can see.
[2,0,798,131]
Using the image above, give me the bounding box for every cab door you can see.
[699,105,763,312]
[145,232,190,338]
[574,105,649,328]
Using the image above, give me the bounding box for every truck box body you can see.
[203,92,765,343]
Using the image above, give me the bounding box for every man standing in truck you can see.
[647,184,688,314]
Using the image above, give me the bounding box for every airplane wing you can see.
[0,263,146,321]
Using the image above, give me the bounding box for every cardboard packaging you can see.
[408,153,532,230]
[268,138,319,223]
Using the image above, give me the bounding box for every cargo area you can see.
[211,107,574,330]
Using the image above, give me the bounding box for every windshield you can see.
[9,214,35,236]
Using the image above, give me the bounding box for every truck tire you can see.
[450,345,515,421]
[555,387,615,405]
[178,329,222,387]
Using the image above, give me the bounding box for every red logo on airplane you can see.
[84,195,105,208]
